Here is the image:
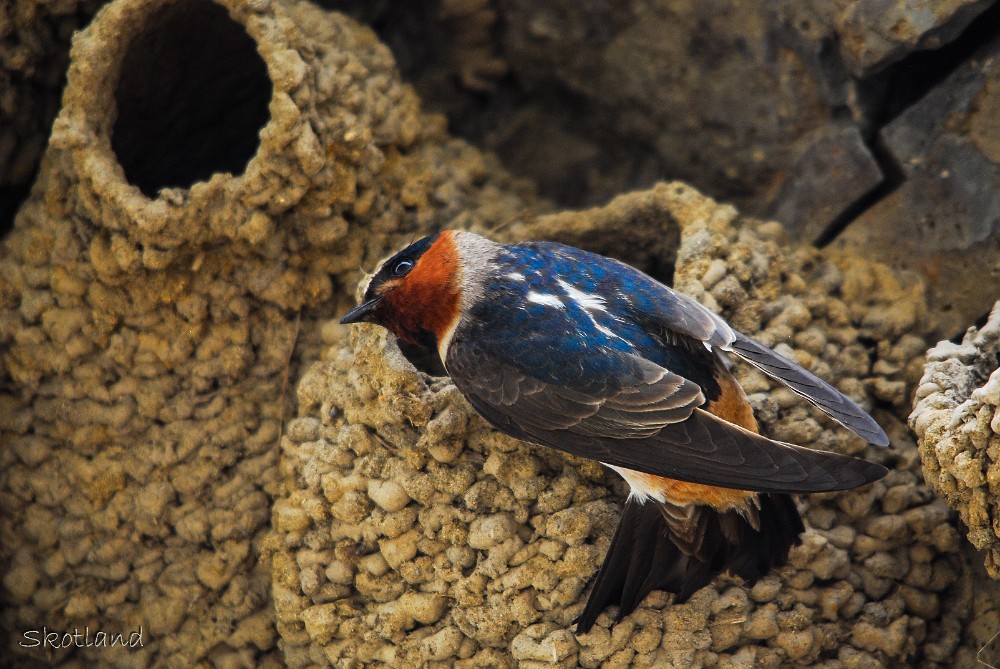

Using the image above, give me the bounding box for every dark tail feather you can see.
[575,497,677,634]
[574,494,804,634]
[722,494,804,585]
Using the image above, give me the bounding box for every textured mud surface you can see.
[273,184,979,668]
[911,303,1000,578]
[0,1,534,666]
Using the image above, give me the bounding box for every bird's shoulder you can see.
[479,242,733,345]
[456,244,652,387]
[450,242,724,388]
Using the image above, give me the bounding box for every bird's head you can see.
[340,230,465,350]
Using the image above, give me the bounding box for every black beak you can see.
[340,296,382,324]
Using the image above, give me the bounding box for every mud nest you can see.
[911,302,1000,578]
[0,1,535,666]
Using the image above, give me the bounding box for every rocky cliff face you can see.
[2,0,998,667]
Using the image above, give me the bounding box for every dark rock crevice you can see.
[813,133,905,248]
[817,0,1000,246]
[855,1,1000,133]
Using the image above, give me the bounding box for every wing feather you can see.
[629,280,889,447]
[447,338,887,493]
[517,243,887,447]
[727,332,889,447]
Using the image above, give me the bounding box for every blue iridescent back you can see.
[461,241,719,395]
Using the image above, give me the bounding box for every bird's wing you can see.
[726,332,889,446]
[446,337,887,494]
[625,278,889,447]
[452,344,706,439]
[504,242,886,446]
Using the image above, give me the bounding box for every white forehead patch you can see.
[557,279,606,312]
[527,291,565,308]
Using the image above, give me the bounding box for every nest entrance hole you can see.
[112,0,272,197]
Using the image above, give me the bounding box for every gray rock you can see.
[879,34,1000,251]
[488,1,846,211]
[349,0,997,236]
[767,124,884,242]
[835,0,996,77]
[837,32,1000,335]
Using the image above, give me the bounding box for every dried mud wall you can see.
[0,0,534,666]
[911,303,1000,578]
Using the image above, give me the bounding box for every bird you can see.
[340,229,889,633]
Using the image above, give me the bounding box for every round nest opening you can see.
[111,0,272,197]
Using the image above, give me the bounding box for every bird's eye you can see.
[391,258,414,276]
